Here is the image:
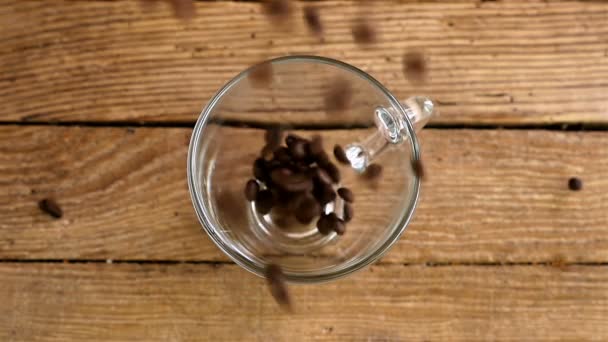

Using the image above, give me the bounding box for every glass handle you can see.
[344,96,438,172]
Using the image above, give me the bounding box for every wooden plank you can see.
[1,0,607,125]
[1,125,607,263]
[1,263,608,341]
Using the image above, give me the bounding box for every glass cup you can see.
[188,56,437,283]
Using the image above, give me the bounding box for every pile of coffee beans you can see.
[244,129,355,236]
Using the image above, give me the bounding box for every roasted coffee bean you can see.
[249,62,274,87]
[289,140,309,160]
[334,219,346,235]
[295,196,321,224]
[403,51,427,84]
[568,177,583,191]
[343,202,354,223]
[411,158,425,180]
[352,19,376,45]
[313,182,336,206]
[265,126,284,147]
[244,179,260,202]
[337,187,354,203]
[253,158,268,181]
[263,0,293,23]
[333,144,350,165]
[313,167,333,186]
[323,162,341,184]
[265,263,292,312]
[273,147,292,164]
[315,150,331,167]
[325,78,353,112]
[309,135,324,157]
[260,144,275,160]
[317,213,338,235]
[303,6,323,35]
[363,163,383,180]
[285,133,306,148]
[256,190,274,215]
[38,198,63,219]
[271,168,313,192]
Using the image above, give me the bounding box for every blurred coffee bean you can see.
[352,19,376,45]
[263,0,293,24]
[334,219,346,235]
[38,198,63,219]
[568,177,583,191]
[313,167,333,186]
[313,182,336,206]
[325,78,353,112]
[309,135,324,157]
[364,163,383,180]
[249,62,274,87]
[403,51,427,84]
[323,162,341,184]
[295,196,321,224]
[244,179,260,201]
[273,147,292,164]
[253,158,268,181]
[256,190,274,215]
[337,187,354,203]
[343,202,353,223]
[271,168,313,192]
[265,263,292,312]
[303,6,323,35]
[317,213,338,235]
[265,126,284,148]
[333,144,350,165]
[315,150,331,167]
[411,158,425,180]
[289,140,309,160]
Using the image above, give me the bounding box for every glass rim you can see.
[187,55,421,283]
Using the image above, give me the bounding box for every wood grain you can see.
[1,125,607,263]
[1,0,607,124]
[1,262,608,341]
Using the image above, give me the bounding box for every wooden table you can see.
[1,1,607,340]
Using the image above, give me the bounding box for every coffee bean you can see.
[295,196,321,224]
[253,158,268,181]
[323,162,341,184]
[352,19,376,45]
[411,158,425,180]
[337,187,354,203]
[317,213,338,235]
[309,135,324,157]
[265,263,292,312]
[568,177,583,191]
[403,51,427,84]
[260,144,275,160]
[333,144,350,165]
[273,147,292,164]
[325,78,353,112]
[285,133,306,148]
[313,182,336,206]
[343,202,354,223]
[314,150,331,167]
[289,140,309,160]
[244,179,260,202]
[256,190,274,215]
[249,62,273,87]
[263,0,293,23]
[303,6,323,35]
[334,219,346,235]
[363,163,383,180]
[271,168,313,192]
[38,198,63,219]
[265,126,284,148]
[313,167,333,186]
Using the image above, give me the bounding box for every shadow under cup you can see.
[188,56,421,283]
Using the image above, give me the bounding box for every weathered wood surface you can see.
[1,125,606,263]
[1,263,607,341]
[1,0,607,124]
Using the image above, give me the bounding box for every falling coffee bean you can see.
[568,177,583,191]
[363,163,383,180]
[333,144,350,165]
[273,147,292,164]
[343,202,354,223]
[313,182,337,206]
[244,179,260,202]
[334,219,346,235]
[314,150,331,167]
[249,62,274,87]
[323,162,341,184]
[303,6,323,35]
[411,158,425,180]
[289,139,309,160]
[352,19,377,45]
[263,0,293,23]
[271,168,313,192]
[38,198,63,219]
[253,158,268,181]
[265,263,292,312]
[403,51,427,84]
[256,190,275,215]
[337,187,354,203]
[325,78,353,112]
[295,196,321,224]
[265,126,284,148]
[309,135,324,157]
[317,212,338,235]
[313,167,333,186]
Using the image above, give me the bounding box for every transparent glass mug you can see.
[188,56,437,283]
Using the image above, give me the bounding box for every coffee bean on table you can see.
[403,51,427,84]
[352,19,377,45]
[295,196,321,224]
[334,219,346,235]
[343,202,354,223]
[323,162,341,184]
[363,163,383,180]
[38,198,63,219]
[263,0,293,23]
[265,263,292,312]
[317,212,338,235]
[256,190,275,215]
[303,6,323,35]
[337,187,354,203]
[568,177,583,191]
[244,179,260,202]
[333,144,350,165]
